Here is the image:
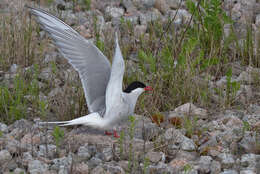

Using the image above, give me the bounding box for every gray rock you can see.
[38,144,57,159]
[133,0,156,9]
[43,52,59,64]
[165,128,196,154]
[74,162,89,174]
[105,6,124,19]
[8,119,32,136]
[238,131,259,153]
[140,9,162,25]
[237,71,252,83]
[178,9,192,24]
[54,0,66,10]
[58,165,69,174]
[13,168,26,174]
[146,151,163,163]
[256,14,260,26]
[77,145,92,161]
[154,0,169,14]
[87,145,97,156]
[51,155,72,171]
[121,0,137,13]
[237,85,253,105]
[39,67,53,81]
[174,103,207,119]
[10,64,19,73]
[198,134,219,155]
[103,162,125,174]
[181,136,197,151]
[100,147,113,162]
[216,128,243,148]
[28,160,48,174]
[91,166,106,174]
[0,150,12,166]
[165,0,184,9]
[0,122,8,133]
[22,152,33,166]
[197,156,212,173]
[237,66,260,84]
[6,159,18,171]
[175,150,197,161]
[240,169,257,174]
[243,114,260,126]
[219,170,238,174]
[216,76,237,87]
[39,30,46,39]
[224,110,245,120]
[134,25,147,37]
[123,15,139,25]
[181,169,198,174]
[210,160,221,174]
[88,157,103,169]
[217,153,235,169]
[241,153,259,169]
[248,104,260,114]
[118,160,129,172]
[48,87,63,98]
[118,115,160,141]
[134,115,161,141]
[62,10,79,26]
[148,162,175,174]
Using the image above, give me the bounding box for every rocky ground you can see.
[0,0,260,173]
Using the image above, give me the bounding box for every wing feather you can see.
[105,34,125,111]
[27,6,111,113]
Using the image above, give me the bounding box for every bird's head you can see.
[124,81,152,96]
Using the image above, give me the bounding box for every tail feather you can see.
[39,121,69,125]
[39,112,106,129]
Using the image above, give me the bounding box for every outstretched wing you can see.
[27,6,111,113]
[105,34,125,112]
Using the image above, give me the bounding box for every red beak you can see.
[144,86,152,91]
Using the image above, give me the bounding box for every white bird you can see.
[27,6,152,138]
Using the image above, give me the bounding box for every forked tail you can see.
[39,112,105,128]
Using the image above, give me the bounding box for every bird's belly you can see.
[105,105,131,127]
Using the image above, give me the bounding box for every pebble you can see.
[0,150,12,166]
[28,160,48,174]
[0,122,8,133]
[217,153,235,169]
[145,151,163,163]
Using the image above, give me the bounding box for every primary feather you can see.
[27,6,111,113]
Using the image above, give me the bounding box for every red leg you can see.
[105,131,112,136]
[113,130,120,138]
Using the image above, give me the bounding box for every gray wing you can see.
[105,34,125,112]
[27,6,111,113]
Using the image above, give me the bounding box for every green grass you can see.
[52,126,65,150]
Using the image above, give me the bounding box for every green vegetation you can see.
[143,157,150,174]
[128,115,136,171]
[52,126,65,148]
[183,163,193,174]
[0,72,46,124]
[83,0,91,11]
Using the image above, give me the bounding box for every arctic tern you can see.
[27,6,152,138]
